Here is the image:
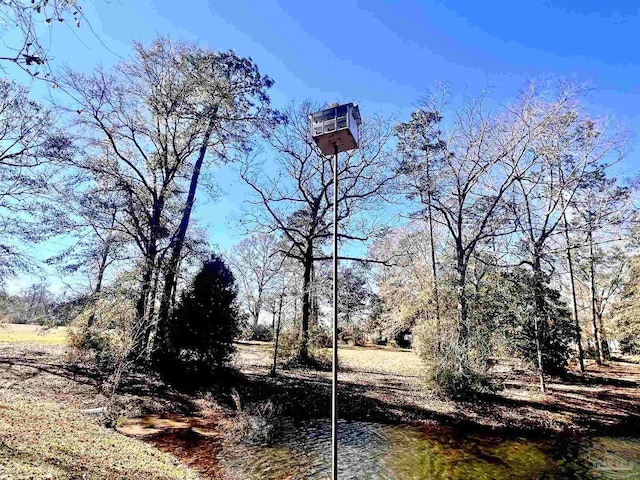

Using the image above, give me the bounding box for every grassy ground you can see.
[0,393,198,479]
[232,340,640,434]
[1,324,640,479]
[0,323,67,345]
[0,324,201,479]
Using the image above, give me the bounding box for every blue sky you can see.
[9,0,640,291]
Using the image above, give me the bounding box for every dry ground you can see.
[232,340,640,434]
[1,324,639,479]
[0,325,201,479]
[0,323,68,345]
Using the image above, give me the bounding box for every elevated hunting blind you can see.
[309,102,362,155]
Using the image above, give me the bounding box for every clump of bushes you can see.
[620,337,639,355]
[67,287,143,395]
[225,390,282,445]
[274,328,300,362]
[68,296,138,374]
[276,326,332,369]
[370,335,387,346]
[309,326,333,348]
[412,269,578,399]
[413,312,494,399]
[242,324,274,342]
[429,365,493,399]
[584,340,611,362]
[338,325,365,346]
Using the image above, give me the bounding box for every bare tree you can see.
[399,87,545,377]
[227,233,282,327]
[395,99,447,339]
[44,182,130,324]
[572,169,631,364]
[269,258,298,376]
[157,49,278,330]
[505,85,622,390]
[369,223,446,343]
[612,255,640,353]
[241,101,396,362]
[0,0,84,73]
[59,38,246,354]
[561,198,585,372]
[0,78,65,281]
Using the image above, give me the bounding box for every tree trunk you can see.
[133,258,155,358]
[87,242,111,328]
[94,243,110,296]
[145,260,163,353]
[158,118,215,330]
[455,254,469,373]
[252,286,263,328]
[533,313,546,393]
[596,308,609,361]
[271,304,275,329]
[270,290,284,376]
[133,194,164,358]
[299,245,313,362]
[310,263,319,328]
[587,227,604,365]
[423,158,441,343]
[562,210,585,372]
[532,253,546,394]
[426,189,441,348]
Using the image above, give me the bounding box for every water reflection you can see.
[222,419,640,479]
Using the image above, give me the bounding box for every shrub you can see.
[153,254,240,389]
[413,314,494,399]
[620,337,639,355]
[275,328,301,363]
[337,329,349,344]
[68,296,139,373]
[243,324,274,342]
[225,390,282,445]
[584,340,612,361]
[370,335,387,346]
[308,343,332,368]
[338,325,365,346]
[430,365,493,400]
[276,327,332,369]
[309,326,332,348]
[69,325,116,369]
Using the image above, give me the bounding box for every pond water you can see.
[221,419,640,479]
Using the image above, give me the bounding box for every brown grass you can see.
[232,340,640,434]
[0,335,201,479]
[1,325,639,479]
[0,323,68,345]
[0,392,198,479]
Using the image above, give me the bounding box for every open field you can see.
[0,323,68,345]
[1,325,640,478]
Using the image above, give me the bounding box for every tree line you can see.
[0,33,638,395]
[228,85,640,395]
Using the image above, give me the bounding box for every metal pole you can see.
[331,142,339,480]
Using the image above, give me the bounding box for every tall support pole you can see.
[331,142,339,479]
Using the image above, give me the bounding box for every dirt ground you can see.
[1,324,639,478]
[232,341,640,435]
[0,342,201,479]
